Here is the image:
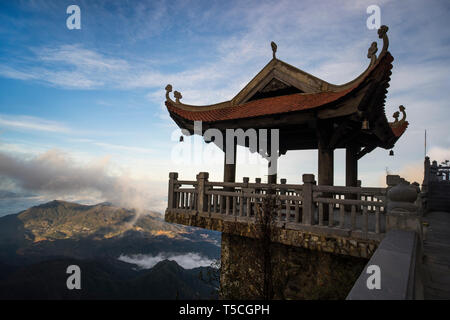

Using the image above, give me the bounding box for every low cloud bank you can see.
[0,149,166,213]
[118,252,215,270]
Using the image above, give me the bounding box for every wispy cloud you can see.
[71,138,155,155]
[0,114,70,133]
[0,44,130,89]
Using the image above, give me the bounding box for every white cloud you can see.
[35,45,129,71]
[118,252,215,269]
[0,149,166,212]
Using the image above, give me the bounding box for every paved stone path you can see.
[422,211,450,299]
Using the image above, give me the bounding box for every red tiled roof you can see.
[166,52,405,141]
[166,54,394,123]
[166,87,354,122]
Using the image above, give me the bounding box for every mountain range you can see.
[0,200,220,299]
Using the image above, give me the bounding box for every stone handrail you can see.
[313,184,386,234]
[167,172,396,241]
[347,229,423,300]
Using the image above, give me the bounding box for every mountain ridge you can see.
[0,200,221,299]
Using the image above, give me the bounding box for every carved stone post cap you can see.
[196,172,209,180]
[169,172,178,179]
[243,177,249,183]
[386,174,401,186]
[280,178,287,184]
[255,178,261,183]
[302,174,315,183]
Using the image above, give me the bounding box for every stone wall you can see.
[220,233,367,300]
[166,210,378,299]
[165,210,380,258]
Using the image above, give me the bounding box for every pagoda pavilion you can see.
[165,25,408,189]
[163,26,413,299]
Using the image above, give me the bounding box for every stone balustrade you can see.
[165,172,417,259]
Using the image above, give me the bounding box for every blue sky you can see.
[0,0,449,212]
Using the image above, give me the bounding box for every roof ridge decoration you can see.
[389,105,409,138]
[390,105,407,127]
[271,41,277,59]
[165,25,390,110]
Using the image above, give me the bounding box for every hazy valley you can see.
[0,200,220,299]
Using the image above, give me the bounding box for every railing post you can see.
[197,172,209,213]
[386,175,422,234]
[168,172,178,210]
[243,177,250,216]
[255,178,261,194]
[302,174,315,225]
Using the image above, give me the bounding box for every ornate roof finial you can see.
[399,105,406,121]
[377,25,389,55]
[271,41,277,59]
[165,84,172,100]
[391,105,407,124]
[165,84,182,104]
[174,90,182,103]
[367,41,378,64]
[378,25,389,39]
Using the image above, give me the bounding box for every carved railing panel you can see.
[167,172,388,238]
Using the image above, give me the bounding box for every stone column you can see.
[267,160,277,184]
[317,121,334,187]
[345,145,359,210]
[317,123,334,220]
[224,142,237,191]
[318,146,334,186]
[302,174,316,225]
[345,145,358,188]
[267,160,277,195]
[196,172,209,213]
